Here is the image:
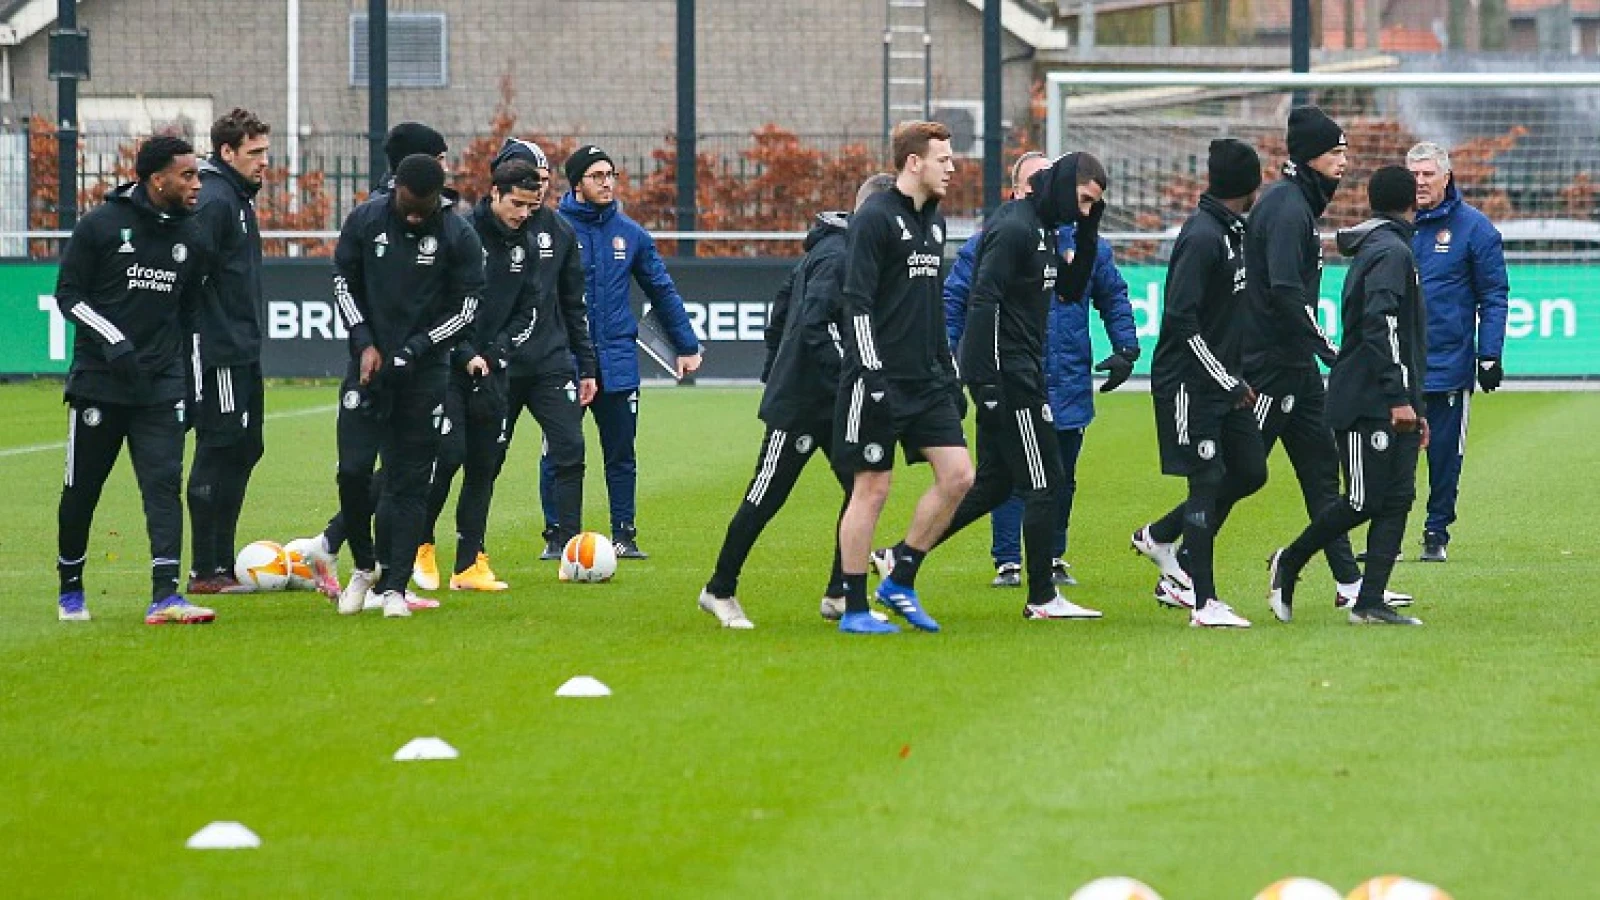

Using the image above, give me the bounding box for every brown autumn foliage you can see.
[258,167,336,257]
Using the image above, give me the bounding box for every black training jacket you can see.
[1242,163,1341,379]
[1326,216,1428,430]
[191,157,263,368]
[332,192,485,366]
[1150,194,1252,403]
[759,211,848,430]
[836,187,955,391]
[957,195,1058,403]
[458,199,541,371]
[55,182,207,405]
[507,206,597,382]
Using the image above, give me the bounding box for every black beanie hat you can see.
[1368,165,1417,215]
[492,138,550,174]
[564,145,614,189]
[1287,106,1346,163]
[384,123,448,172]
[1207,138,1262,200]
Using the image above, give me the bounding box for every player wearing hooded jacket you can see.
[54,137,216,625]
[696,174,897,630]
[1269,166,1428,626]
[329,154,485,619]
[919,152,1108,620]
[186,109,271,595]
[486,139,599,563]
[413,160,543,593]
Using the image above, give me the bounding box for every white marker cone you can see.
[555,676,611,697]
[186,821,261,850]
[393,737,459,761]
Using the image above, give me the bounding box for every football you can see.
[1256,878,1342,900]
[1069,877,1163,900]
[1346,877,1453,900]
[235,540,291,592]
[560,532,618,583]
[282,544,317,592]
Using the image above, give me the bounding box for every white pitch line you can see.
[0,404,337,459]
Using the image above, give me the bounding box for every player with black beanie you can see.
[1131,139,1268,627]
[1268,166,1427,626]
[54,136,216,624]
[329,154,485,618]
[487,138,600,563]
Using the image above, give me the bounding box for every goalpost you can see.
[1043,69,1600,380]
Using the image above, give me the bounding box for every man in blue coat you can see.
[945,151,1140,587]
[1405,142,1509,562]
[544,145,702,559]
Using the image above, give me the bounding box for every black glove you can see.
[1477,357,1503,393]
[968,382,1004,415]
[483,339,511,372]
[467,372,508,426]
[384,342,421,388]
[860,368,890,406]
[1095,348,1136,393]
[106,344,151,393]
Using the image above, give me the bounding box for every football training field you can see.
[2,381,1595,898]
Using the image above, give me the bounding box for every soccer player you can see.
[412,160,545,593]
[330,154,485,618]
[546,145,702,560]
[185,108,270,595]
[487,139,598,564]
[833,121,973,635]
[54,136,215,624]
[909,152,1108,620]
[1405,141,1509,563]
[1131,139,1268,628]
[697,173,897,630]
[944,151,1139,590]
[1268,166,1427,626]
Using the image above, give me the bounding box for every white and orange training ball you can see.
[1347,876,1454,900]
[560,532,618,583]
[1256,877,1343,900]
[283,545,317,591]
[234,540,291,591]
[1069,876,1163,900]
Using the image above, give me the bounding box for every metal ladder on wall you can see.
[882,0,932,145]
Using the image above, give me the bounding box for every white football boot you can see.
[285,535,340,600]
[1131,525,1191,589]
[1024,593,1103,620]
[697,590,754,629]
[1190,599,1251,629]
[1154,576,1196,610]
[1335,581,1414,609]
[338,569,376,616]
[381,590,412,618]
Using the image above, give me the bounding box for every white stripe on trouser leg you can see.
[1015,410,1047,491]
[1175,385,1189,446]
[64,410,76,487]
[845,379,864,444]
[217,369,232,414]
[1347,432,1364,511]
[747,430,786,506]
[1459,391,1470,457]
[191,336,203,403]
[1254,394,1272,430]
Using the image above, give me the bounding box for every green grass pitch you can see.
[1,380,1596,898]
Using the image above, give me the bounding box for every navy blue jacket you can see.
[945,223,1136,429]
[1411,180,1509,392]
[556,193,699,392]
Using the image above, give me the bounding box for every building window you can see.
[350,13,448,88]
